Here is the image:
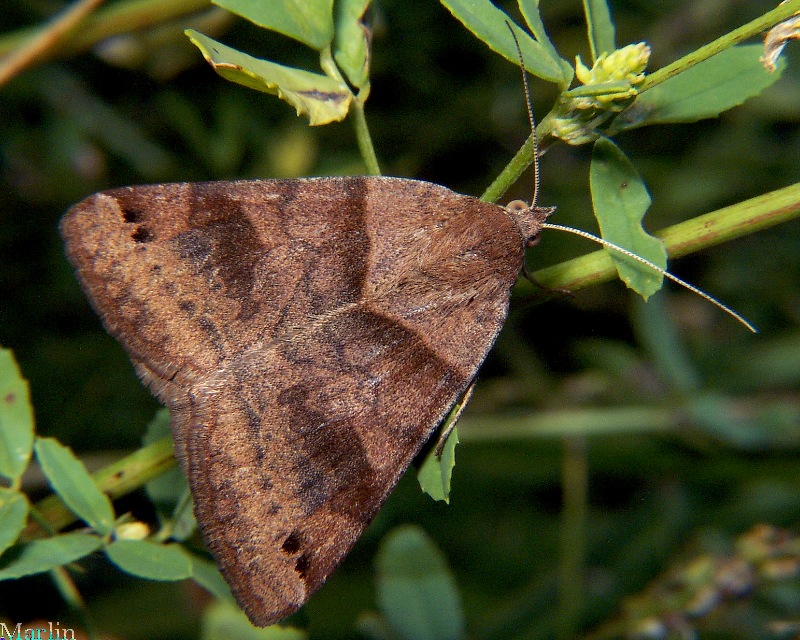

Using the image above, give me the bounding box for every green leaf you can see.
[143,409,186,506]
[142,409,196,540]
[611,45,784,133]
[203,600,308,639]
[0,489,28,557]
[439,0,566,84]
[417,428,459,504]
[376,525,465,640]
[590,137,667,299]
[582,0,616,60]
[34,437,115,536]
[213,0,335,50]
[518,0,573,87]
[0,532,103,580]
[190,554,235,603]
[169,488,198,542]
[105,539,192,581]
[0,348,35,484]
[187,31,352,125]
[333,0,371,88]
[143,407,171,444]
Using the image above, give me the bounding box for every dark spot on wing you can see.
[178,300,196,315]
[281,533,302,555]
[121,205,144,223]
[295,553,311,579]
[132,226,153,242]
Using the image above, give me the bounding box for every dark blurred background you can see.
[1,0,799,638]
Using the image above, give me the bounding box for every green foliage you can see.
[582,0,616,59]
[186,0,370,127]
[439,0,569,84]
[34,437,115,536]
[0,348,34,485]
[186,30,353,125]
[215,0,336,50]
[203,601,308,639]
[190,555,236,603]
[375,525,465,640]
[105,539,192,581]
[332,0,371,88]
[611,45,786,132]
[417,428,459,504]
[0,532,104,581]
[0,489,28,557]
[590,137,667,298]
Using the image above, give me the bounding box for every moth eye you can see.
[506,199,529,212]
[281,532,302,555]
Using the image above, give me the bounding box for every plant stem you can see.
[351,93,381,176]
[458,405,675,440]
[318,46,380,176]
[22,437,176,541]
[557,436,587,640]
[0,0,106,88]
[0,0,209,63]
[641,0,800,92]
[50,566,98,640]
[532,182,800,293]
[481,132,537,204]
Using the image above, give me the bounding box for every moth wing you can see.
[60,178,376,401]
[182,306,466,624]
[177,179,526,625]
[61,176,526,626]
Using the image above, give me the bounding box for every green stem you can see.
[319,46,380,176]
[458,405,675,440]
[481,132,536,204]
[532,182,800,293]
[557,436,587,640]
[641,0,800,92]
[482,1,800,204]
[0,0,106,87]
[50,566,98,640]
[22,437,176,541]
[351,94,381,176]
[456,393,794,441]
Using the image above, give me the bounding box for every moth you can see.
[61,176,551,625]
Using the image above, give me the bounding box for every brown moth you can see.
[60,176,551,626]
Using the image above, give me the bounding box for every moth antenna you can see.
[501,27,751,333]
[541,222,758,333]
[506,21,542,208]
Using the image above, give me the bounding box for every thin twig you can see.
[0,0,106,87]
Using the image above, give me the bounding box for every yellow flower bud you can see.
[115,521,151,540]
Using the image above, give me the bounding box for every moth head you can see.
[504,199,555,248]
